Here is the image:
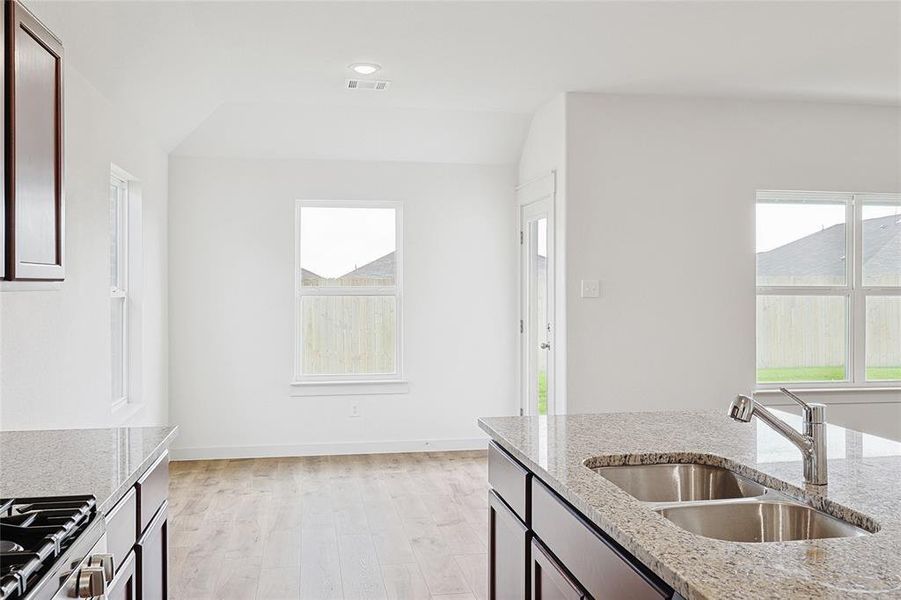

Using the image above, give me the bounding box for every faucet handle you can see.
[778,387,825,423]
[778,387,809,408]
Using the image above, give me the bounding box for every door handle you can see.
[539,342,551,350]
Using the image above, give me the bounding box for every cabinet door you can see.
[489,490,529,600]
[107,550,137,600]
[531,539,586,600]
[136,501,168,600]
[0,0,5,280]
[7,1,65,280]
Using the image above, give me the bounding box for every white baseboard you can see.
[169,437,489,461]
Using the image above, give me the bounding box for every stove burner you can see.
[0,495,96,600]
[0,543,22,555]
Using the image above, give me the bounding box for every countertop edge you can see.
[96,426,179,515]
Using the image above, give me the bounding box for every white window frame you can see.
[292,199,404,384]
[756,190,901,389]
[110,173,129,409]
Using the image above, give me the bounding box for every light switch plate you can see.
[581,279,600,298]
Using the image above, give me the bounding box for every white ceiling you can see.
[30,0,901,165]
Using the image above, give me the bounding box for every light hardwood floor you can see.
[169,451,489,600]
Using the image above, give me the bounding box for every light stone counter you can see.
[0,426,178,514]
[478,410,901,599]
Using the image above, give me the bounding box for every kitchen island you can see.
[479,411,901,599]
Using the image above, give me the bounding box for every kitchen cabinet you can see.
[136,501,168,600]
[0,1,5,280]
[489,490,529,599]
[104,452,170,600]
[135,451,170,600]
[488,443,680,600]
[107,550,138,600]
[4,0,65,281]
[531,539,586,600]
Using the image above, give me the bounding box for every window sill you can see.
[756,386,901,405]
[290,379,410,397]
[755,385,900,393]
[112,401,144,425]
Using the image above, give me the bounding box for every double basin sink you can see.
[588,463,870,543]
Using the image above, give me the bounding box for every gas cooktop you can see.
[0,496,96,600]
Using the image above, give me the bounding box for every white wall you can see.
[0,66,169,430]
[168,157,517,459]
[562,94,900,430]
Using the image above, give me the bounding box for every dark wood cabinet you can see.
[488,442,530,522]
[4,0,64,280]
[532,478,669,600]
[136,500,168,600]
[531,539,586,600]
[489,443,678,600]
[105,456,169,600]
[489,490,529,600]
[0,0,5,280]
[107,550,137,600]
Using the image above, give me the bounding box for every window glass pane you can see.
[528,217,548,416]
[866,296,901,381]
[110,183,119,288]
[756,202,847,286]
[300,207,396,286]
[300,296,396,375]
[111,298,125,400]
[756,295,847,382]
[862,203,900,287]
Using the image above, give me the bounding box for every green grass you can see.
[757,366,901,383]
[538,370,547,415]
[865,367,901,381]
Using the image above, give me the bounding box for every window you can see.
[756,191,900,386]
[294,201,403,382]
[110,174,128,407]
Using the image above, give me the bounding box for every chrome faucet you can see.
[728,387,827,486]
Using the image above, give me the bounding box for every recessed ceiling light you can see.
[349,63,381,76]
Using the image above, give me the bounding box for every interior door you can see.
[520,197,554,416]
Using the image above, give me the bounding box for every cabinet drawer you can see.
[106,487,137,574]
[488,442,530,523]
[531,539,586,600]
[136,452,169,533]
[532,479,670,600]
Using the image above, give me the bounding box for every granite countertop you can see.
[0,426,178,514]
[479,410,901,600]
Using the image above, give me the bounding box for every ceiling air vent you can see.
[345,79,391,91]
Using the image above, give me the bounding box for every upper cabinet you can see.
[4,1,64,281]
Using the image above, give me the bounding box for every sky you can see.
[756,202,900,253]
[298,203,899,275]
[300,207,395,278]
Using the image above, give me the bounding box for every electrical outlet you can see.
[581,279,600,298]
[349,402,361,418]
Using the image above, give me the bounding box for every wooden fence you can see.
[300,295,396,375]
[757,296,900,368]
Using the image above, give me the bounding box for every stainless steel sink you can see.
[655,500,869,542]
[587,461,873,542]
[590,463,768,503]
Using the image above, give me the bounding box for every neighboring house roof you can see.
[340,252,396,279]
[757,214,900,278]
[300,268,323,281]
